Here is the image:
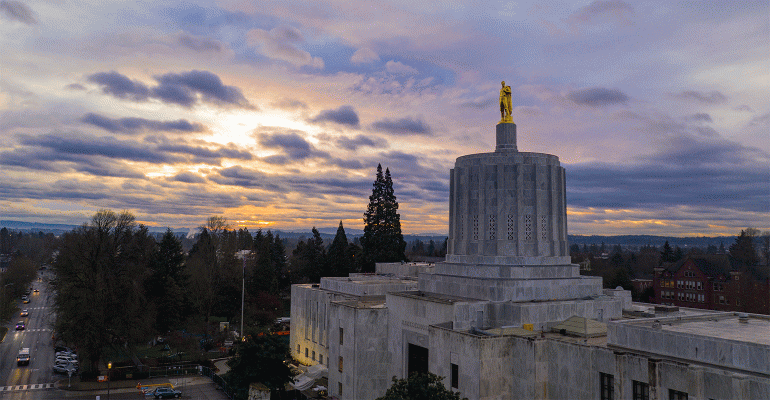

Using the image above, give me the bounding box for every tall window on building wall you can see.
[632,380,649,400]
[339,327,343,346]
[338,356,343,373]
[668,389,688,400]
[600,373,614,400]
[451,363,459,389]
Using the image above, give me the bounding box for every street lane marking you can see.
[0,383,55,391]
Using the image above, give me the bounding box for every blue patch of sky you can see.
[154,3,278,56]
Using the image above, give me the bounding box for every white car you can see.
[55,355,78,365]
[53,362,78,374]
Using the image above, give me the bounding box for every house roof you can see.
[668,255,769,281]
[669,255,732,279]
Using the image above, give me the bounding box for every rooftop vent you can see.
[738,313,749,323]
[654,305,679,313]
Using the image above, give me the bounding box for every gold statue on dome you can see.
[499,81,513,123]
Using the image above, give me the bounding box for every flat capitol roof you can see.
[660,316,770,346]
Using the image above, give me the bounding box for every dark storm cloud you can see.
[153,70,251,107]
[157,143,253,161]
[310,105,360,128]
[171,171,206,184]
[649,134,764,167]
[0,177,118,203]
[567,134,770,212]
[567,87,629,106]
[0,146,146,178]
[674,90,728,104]
[74,159,147,179]
[81,113,205,134]
[371,116,432,135]
[0,1,36,24]
[88,71,150,101]
[567,162,769,212]
[87,70,252,108]
[0,148,64,172]
[18,133,179,163]
[259,131,329,160]
[335,134,387,150]
[210,165,279,189]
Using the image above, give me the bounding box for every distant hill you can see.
[568,235,735,249]
[2,220,737,248]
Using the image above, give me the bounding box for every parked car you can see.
[56,350,77,358]
[22,297,30,304]
[56,353,78,362]
[53,364,78,374]
[15,321,25,330]
[20,310,28,317]
[55,355,78,365]
[152,387,182,398]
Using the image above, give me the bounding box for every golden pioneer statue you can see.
[499,81,513,123]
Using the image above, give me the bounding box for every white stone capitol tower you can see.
[418,121,622,325]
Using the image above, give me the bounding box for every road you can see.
[0,272,58,399]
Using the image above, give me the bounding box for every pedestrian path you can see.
[0,383,55,391]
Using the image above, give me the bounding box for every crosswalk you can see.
[0,383,55,392]
[14,328,50,332]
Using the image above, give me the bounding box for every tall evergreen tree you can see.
[326,221,351,277]
[660,240,675,263]
[729,229,758,268]
[147,229,187,332]
[361,164,406,271]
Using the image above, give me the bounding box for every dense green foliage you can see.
[52,210,153,372]
[225,334,294,399]
[361,164,407,271]
[377,372,467,400]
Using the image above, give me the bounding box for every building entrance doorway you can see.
[407,343,429,376]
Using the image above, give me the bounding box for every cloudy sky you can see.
[1,0,768,236]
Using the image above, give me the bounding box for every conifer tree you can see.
[660,240,675,263]
[729,229,758,268]
[361,164,406,271]
[326,221,351,277]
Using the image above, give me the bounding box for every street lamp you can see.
[107,361,112,400]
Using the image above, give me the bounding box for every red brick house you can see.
[653,255,770,315]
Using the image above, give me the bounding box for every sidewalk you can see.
[213,358,230,375]
[57,374,211,392]
[57,375,232,399]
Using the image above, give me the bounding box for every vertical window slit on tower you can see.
[524,214,533,241]
[488,215,496,240]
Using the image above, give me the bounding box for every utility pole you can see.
[241,254,245,341]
